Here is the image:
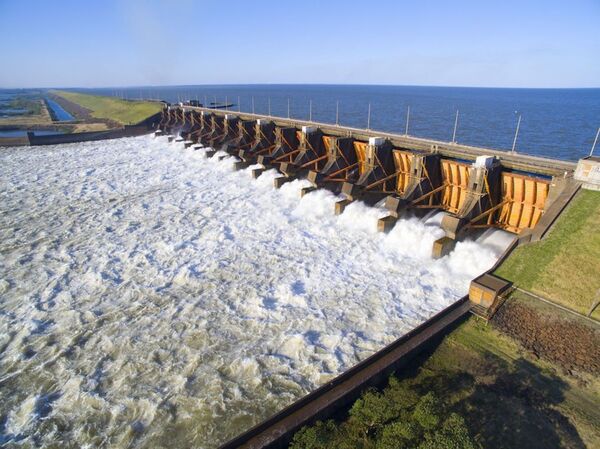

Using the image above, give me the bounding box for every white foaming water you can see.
[0,136,503,448]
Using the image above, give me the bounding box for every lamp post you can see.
[511,113,522,154]
[590,127,600,157]
[452,110,459,143]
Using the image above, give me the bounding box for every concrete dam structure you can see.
[156,105,576,259]
[153,104,582,448]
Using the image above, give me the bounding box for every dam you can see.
[0,95,587,449]
[0,97,589,448]
[157,104,577,259]
[150,104,582,448]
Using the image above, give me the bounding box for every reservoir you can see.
[86,85,600,161]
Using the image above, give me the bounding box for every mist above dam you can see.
[0,136,505,447]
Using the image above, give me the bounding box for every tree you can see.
[289,420,337,449]
[412,392,442,430]
[376,420,421,449]
[418,413,479,449]
[349,389,401,434]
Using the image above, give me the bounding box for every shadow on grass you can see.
[453,355,585,449]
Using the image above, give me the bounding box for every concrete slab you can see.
[575,157,600,191]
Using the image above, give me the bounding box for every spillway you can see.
[0,136,505,448]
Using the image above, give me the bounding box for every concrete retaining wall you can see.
[26,112,162,146]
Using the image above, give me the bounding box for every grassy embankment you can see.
[292,318,600,449]
[51,90,162,125]
[495,189,600,320]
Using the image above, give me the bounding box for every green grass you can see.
[292,318,600,449]
[495,189,600,319]
[51,90,162,125]
[426,318,600,448]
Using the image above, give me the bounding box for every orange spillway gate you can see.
[393,150,413,195]
[496,172,550,233]
[440,160,471,214]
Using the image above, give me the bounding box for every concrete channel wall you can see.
[24,112,162,146]
[27,126,147,145]
[220,298,471,449]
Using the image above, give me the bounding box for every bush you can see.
[290,375,480,449]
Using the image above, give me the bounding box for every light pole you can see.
[511,113,522,153]
[590,127,600,157]
[336,100,339,126]
[405,106,410,136]
[452,110,459,143]
[367,103,371,130]
[309,100,312,122]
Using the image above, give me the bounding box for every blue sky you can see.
[0,0,598,88]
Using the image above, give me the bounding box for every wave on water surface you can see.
[0,135,503,448]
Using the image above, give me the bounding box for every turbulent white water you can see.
[0,136,502,448]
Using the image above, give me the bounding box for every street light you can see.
[452,110,459,143]
[511,113,522,153]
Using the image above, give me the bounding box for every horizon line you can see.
[2,82,600,90]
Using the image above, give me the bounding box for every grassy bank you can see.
[495,189,600,319]
[51,90,162,125]
[291,317,600,449]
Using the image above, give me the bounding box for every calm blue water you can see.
[61,85,600,161]
[45,98,74,121]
